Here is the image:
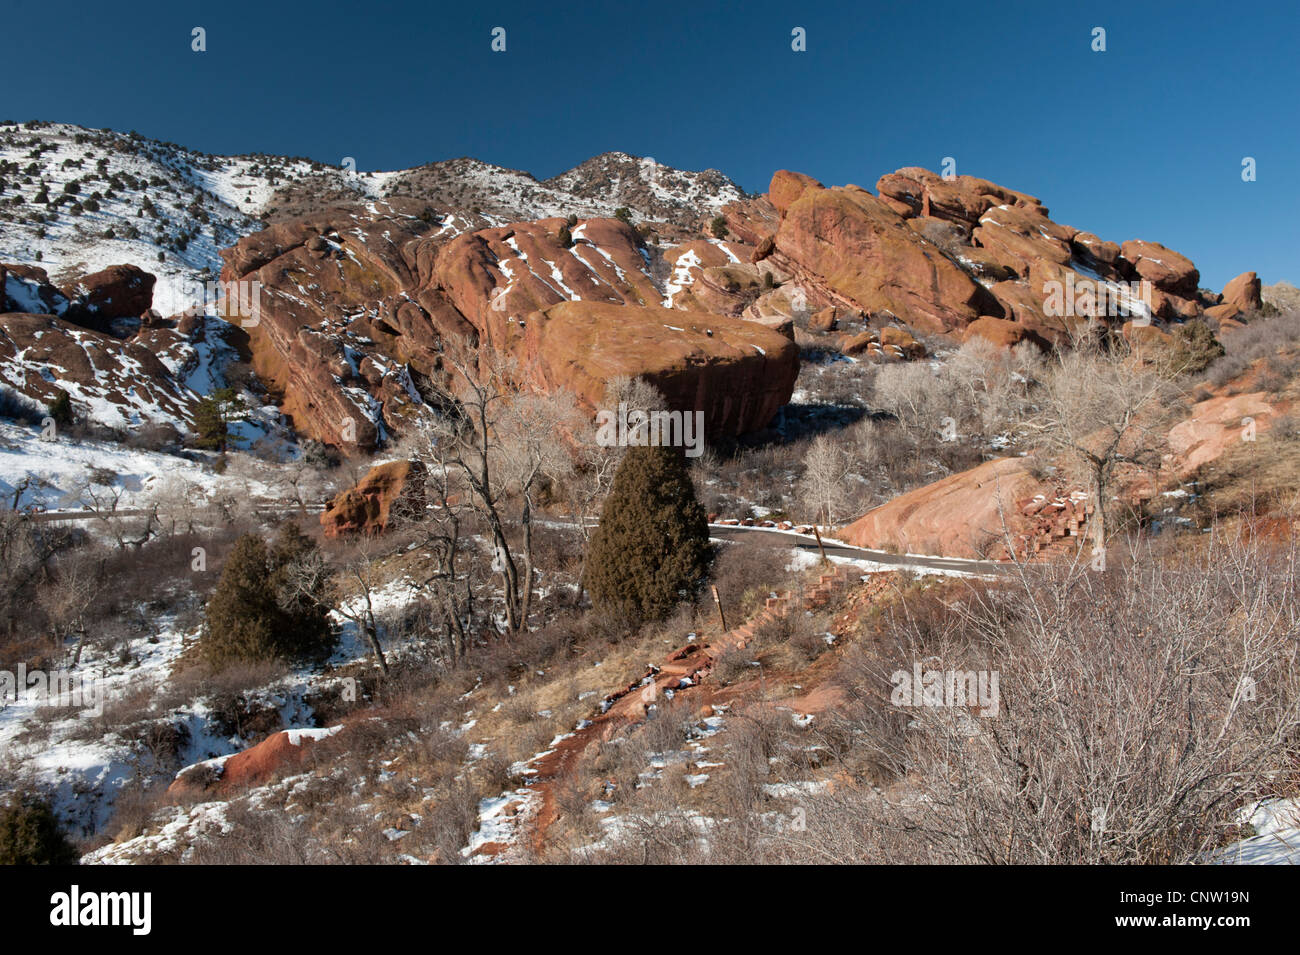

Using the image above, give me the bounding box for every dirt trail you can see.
[493,565,860,858]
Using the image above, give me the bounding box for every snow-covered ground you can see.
[1215,799,1300,865]
[0,419,280,512]
[1,573,427,847]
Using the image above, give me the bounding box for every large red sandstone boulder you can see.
[876,168,1043,227]
[1221,271,1262,311]
[526,301,798,436]
[1167,392,1276,476]
[1205,303,1244,326]
[1119,240,1200,297]
[963,315,1048,351]
[839,457,1042,559]
[320,460,425,537]
[771,179,987,335]
[1071,231,1121,267]
[63,264,155,321]
[769,170,823,217]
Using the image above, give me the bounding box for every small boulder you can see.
[1221,271,1262,311]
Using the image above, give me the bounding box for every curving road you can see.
[708,523,1010,576]
[21,506,1008,575]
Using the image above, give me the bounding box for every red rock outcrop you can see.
[2,263,70,315]
[1119,240,1200,298]
[167,726,345,799]
[0,311,199,428]
[962,315,1049,351]
[839,457,1043,559]
[1221,271,1262,312]
[320,459,426,538]
[525,301,797,435]
[63,264,155,324]
[1167,391,1276,476]
[767,175,989,335]
[748,167,1219,350]
[222,200,799,453]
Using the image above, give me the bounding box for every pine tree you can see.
[583,444,711,625]
[0,792,78,865]
[268,522,332,659]
[202,535,281,667]
[202,528,334,668]
[191,386,245,452]
[46,389,73,427]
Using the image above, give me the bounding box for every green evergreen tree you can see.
[202,527,334,668]
[191,386,245,452]
[583,444,711,625]
[46,389,73,427]
[268,522,332,659]
[0,792,78,865]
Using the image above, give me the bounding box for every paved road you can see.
[21,507,1007,575]
[708,524,1010,576]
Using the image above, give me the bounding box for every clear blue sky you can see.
[5,0,1295,289]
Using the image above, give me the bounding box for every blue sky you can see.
[5,0,1295,289]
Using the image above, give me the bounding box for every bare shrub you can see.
[791,532,1300,864]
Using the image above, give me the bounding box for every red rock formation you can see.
[1119,240,1200,298]
[167,726,345,799]
[0,312,199,427]
[1221,271,1262,311]
[1167,391,1276,476]
[320,459,425,537]
[63,264,155,324]
[526,301,797,435]
[222,200,799,453]
[839,457,1043,559]
[963,315,1049,351]
[753,167,1218,350]
[768,177,988,335]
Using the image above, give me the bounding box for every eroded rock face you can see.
[526,302,798,436]
[222,200,800,453]
[1167,391,1276,476]
[167,726,345,800]
[769,176,989,335]
[741,167,1216,349]
[320,460,425,538]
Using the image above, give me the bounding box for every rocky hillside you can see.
[0,119,1274,455]
[384,151,744,228]
[0,123,745,311]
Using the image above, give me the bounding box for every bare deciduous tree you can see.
[798,434,852,527]
[1025,333,1174,551]
[414,339,582,635]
